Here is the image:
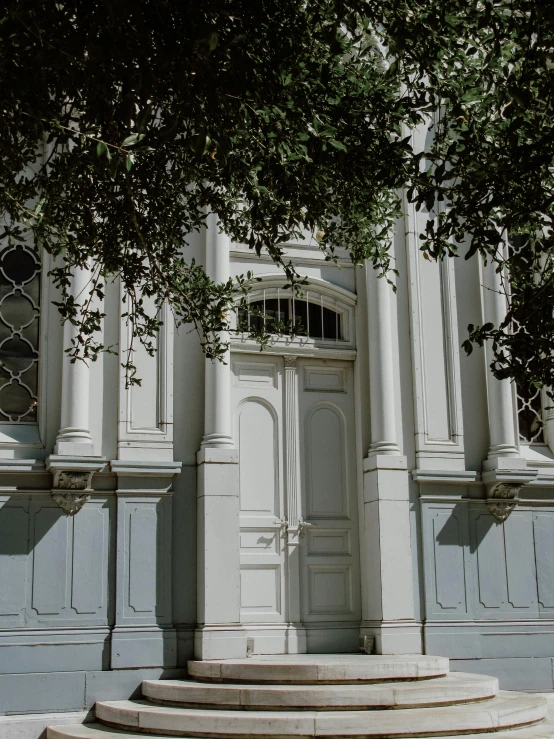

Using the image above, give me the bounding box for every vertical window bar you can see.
[263,289,267,330]
[321,295,324,341]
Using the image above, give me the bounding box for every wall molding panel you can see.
[422,495,554,659]
[405,198,465,471]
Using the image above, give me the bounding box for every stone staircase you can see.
[47,655,554,739]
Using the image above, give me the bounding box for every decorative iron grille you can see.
[516,382,544,443]
[0,244,40,422]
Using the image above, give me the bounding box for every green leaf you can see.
[121,133,145,148]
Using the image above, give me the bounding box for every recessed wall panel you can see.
[504,512,537,610]
[128,506,157,614]
[308,565,353,615]
[71,506,107,615]
[432,510,467,611]
[0,505,28,618]
[534,512,554,610]
[32,507,68,615]
[240,565,281,615]
[306,405,346,518]
[238,401,277,515]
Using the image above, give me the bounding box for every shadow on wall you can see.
[435,501,496,554]
[0,494,115,639]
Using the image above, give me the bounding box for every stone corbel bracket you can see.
[485,482,521,522]
[482,468,537,522]
[47,455,107,516]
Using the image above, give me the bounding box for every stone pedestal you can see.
[195,448,244,659]
[362,455,421,654]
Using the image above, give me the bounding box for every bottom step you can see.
[93,693,547,737]
[48,717,554,739]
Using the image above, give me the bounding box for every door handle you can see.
[297,517,316,538]
[274,517,289,544]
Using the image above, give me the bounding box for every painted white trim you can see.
[230,343,356,361]
[117,297,175,460]
[405,194,465,468]
[240,273,357,306]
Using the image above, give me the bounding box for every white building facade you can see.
[1,201,554,715]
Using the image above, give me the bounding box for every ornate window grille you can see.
[516,382,544,444]
[507,235,546,444]
[0,244,41,422]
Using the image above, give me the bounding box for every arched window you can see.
[239,294,341,341]
[233,277,356,352]
[0,244,41,422]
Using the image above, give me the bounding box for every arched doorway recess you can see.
[231,277,362,654]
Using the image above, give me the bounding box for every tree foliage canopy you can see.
[1,1,553,388]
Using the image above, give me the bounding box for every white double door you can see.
[232,352,361,653]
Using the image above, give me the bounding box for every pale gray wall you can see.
[2,225,554,719]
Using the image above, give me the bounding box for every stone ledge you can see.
[0,712,91,739]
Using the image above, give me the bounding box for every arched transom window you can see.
[235,279,356,350]
[239,293,341,341]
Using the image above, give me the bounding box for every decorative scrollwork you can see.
[51,469,94,514]
[52,492,90,516]
[55,470,91,490]
[486,482,521,522]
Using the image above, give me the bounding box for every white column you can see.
[195,213,244,659]
[48,264,105,514]
[202,214,234,449]
[54,264,95,457]
[361,263,421,654]
[283,356,306,652]
[482,259,520,462]
[481,257,536,493]
[284,357,301,528]
[367,268,401,456]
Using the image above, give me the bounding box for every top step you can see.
[187,655,450,684]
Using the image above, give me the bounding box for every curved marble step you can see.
[46,715,554,739]
[187,655,450,685]
[142,672,498,710]
[94,692,547,737]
